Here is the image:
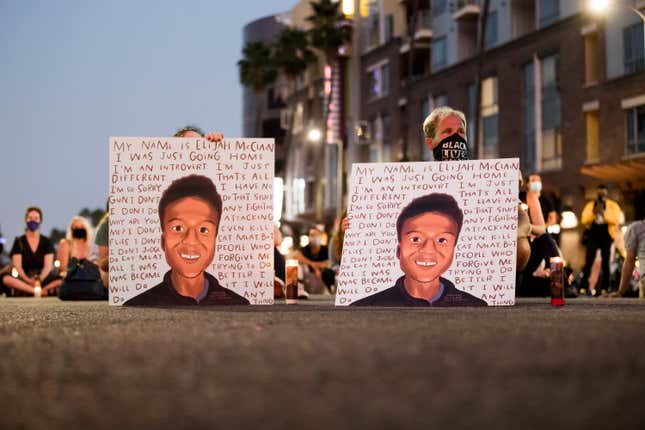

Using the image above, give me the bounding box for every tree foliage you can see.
[306,0,352,61]
[237,41,278,93]
[79,207,106,227]
[274,27,316,81]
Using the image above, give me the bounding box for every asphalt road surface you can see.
[1,296,643,429]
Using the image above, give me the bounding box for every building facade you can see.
[242,15,288,176]
[242,0,645,249]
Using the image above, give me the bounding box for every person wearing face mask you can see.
[57,216,94,279]
[1,206,62,296]
[422,106,469,161]
[516,174,563,297]
[522,174,559,239]
[57,216,107,300]
[290,227,335,293]
[341,107,470,232]
[580,184,623,296]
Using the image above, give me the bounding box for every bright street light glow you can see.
[307,128,322,142]
[560,211,579,229]
[341,0,354,17]
[588,0,611,14]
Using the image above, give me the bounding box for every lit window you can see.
[367,62,390,100]
[541,55,562,170]
[523,62,536,172]
[481,77,499,159]
[585,110,600,162]
[584,30,599,85]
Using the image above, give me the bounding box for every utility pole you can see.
[473,0,490,160]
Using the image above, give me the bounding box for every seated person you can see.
[94,212,109,289]
[58,216,94,278]
[273,224,286,298]
[352,193,487,307]
[124,175,249,306]
[517,176,562,297]
[2,207,62,296]
[58,216,107,300]
[290,227,335,293]
[0,236,12,296]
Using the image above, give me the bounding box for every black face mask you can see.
[72,228,87,239]
[433,133,470,161]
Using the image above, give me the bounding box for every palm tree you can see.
[306,0,352,63]
[238,41,278,137]
[273,27,317,172]
[306,0,352,219]
[473,0,491,159]
[274,27,316,81]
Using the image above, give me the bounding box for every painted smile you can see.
[180,252,201,261]
[415,260,437,267]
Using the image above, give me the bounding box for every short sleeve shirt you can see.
[10,234,54,275]
[624,221,645,276]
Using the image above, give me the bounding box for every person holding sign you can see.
[352,193,487,307]
[124,174,249,306]
[174,125,224,142]
[423,107,469,161]
[341,107,470,234]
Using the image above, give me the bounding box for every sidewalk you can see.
[1,296,643,429]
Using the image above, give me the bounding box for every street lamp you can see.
[587,0,645,25]
[587,0,645,72]
[307,128,322,142]
[588,0,611,13]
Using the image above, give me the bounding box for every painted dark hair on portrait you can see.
[396,193,463,241]
[158,175,223,227]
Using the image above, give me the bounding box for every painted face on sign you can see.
[396,212,459,286]
[161,197,219,280]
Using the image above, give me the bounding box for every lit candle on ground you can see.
[285,259,299,304]
[549,257,564,307]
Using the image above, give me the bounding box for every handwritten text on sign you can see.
[108,137,274,305]
[335,159,519,306]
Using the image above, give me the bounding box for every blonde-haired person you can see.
[57,216,94,279]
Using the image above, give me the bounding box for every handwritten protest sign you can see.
[108,137,274,306]
[335,159,519,307]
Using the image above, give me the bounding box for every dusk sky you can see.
[0,0,296,245]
